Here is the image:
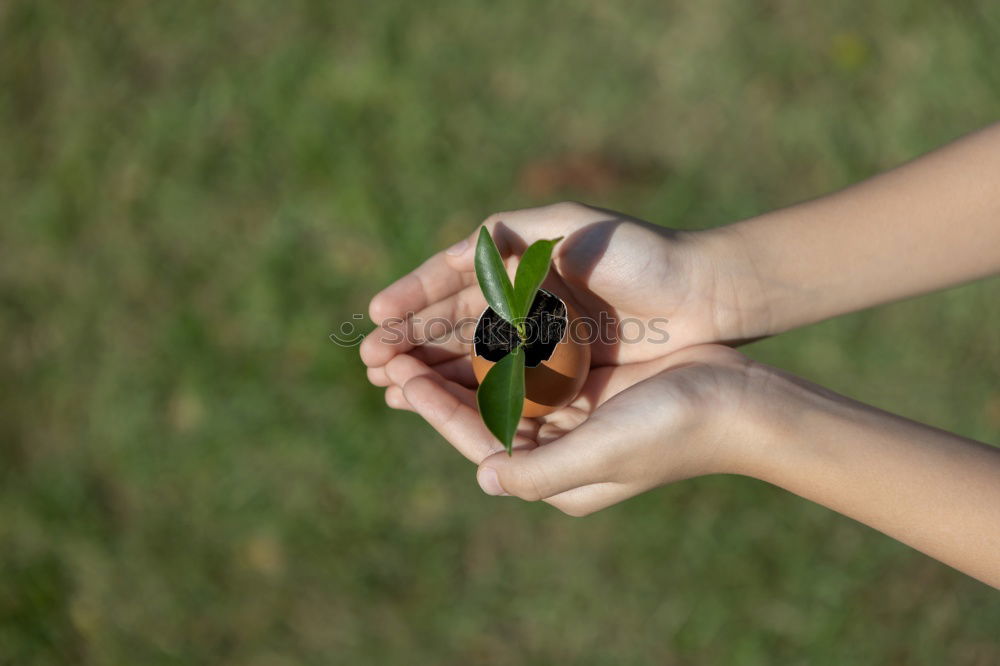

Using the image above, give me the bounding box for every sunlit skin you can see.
[361,123,1000,588]
[361,203,740,370]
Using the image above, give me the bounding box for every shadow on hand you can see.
[488,215,642,412]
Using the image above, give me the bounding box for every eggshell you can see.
[471,296,591,418]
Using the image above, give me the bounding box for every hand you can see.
[379,344,761,516]
[361,201,767,388]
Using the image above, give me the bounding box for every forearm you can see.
[738,369,1000,588]
[710,122,1000,336]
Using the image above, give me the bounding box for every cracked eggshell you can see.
[471,298,591,418]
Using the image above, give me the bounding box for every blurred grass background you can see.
[2,1,999,663]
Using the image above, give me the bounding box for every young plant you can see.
[474,228,562,454]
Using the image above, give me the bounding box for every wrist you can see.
[722,361,851,483]
[657,348,799,480]
[723,360,822,485]
[688,225,776,343]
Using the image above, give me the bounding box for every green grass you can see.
[2,1,999,663]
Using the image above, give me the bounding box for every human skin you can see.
[711,121,1000,337]
[360,123,1000,587]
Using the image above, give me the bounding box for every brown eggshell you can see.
[471,299,591,418]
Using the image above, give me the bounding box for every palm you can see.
[507,361,664,447]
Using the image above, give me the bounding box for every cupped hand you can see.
[361,202,765,389]
[379,344,763,516]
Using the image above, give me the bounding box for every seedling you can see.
[474,228,562,454]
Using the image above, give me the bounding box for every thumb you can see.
[445,204,583,272]
[475,423,614,501]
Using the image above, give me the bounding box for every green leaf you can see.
[475,227,517,326]
[476,346,525,454]
[512,237,563,322]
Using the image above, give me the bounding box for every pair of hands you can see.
[362,129,1000,586]
[361,202,773,516]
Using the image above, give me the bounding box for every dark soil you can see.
[474,289,568,367]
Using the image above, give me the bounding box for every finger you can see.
[371,203,583,327]
[402,375,507,463]
[359,283,484,368]
[406,369,536,435]
[444,203,597,273]
[387,353,479,390]
[368,250,477,325]
[407,344,468,367]
[385,385,413,411]
[368,366,391,387]
[359,312,468,369]
[385,354,463,396]
[544,481,633,517]
[475,419,617,501]
[435,376,481,410]
[429,356,478,389]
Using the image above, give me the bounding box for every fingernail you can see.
[446,238,469,256]
[477,467,507,496]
